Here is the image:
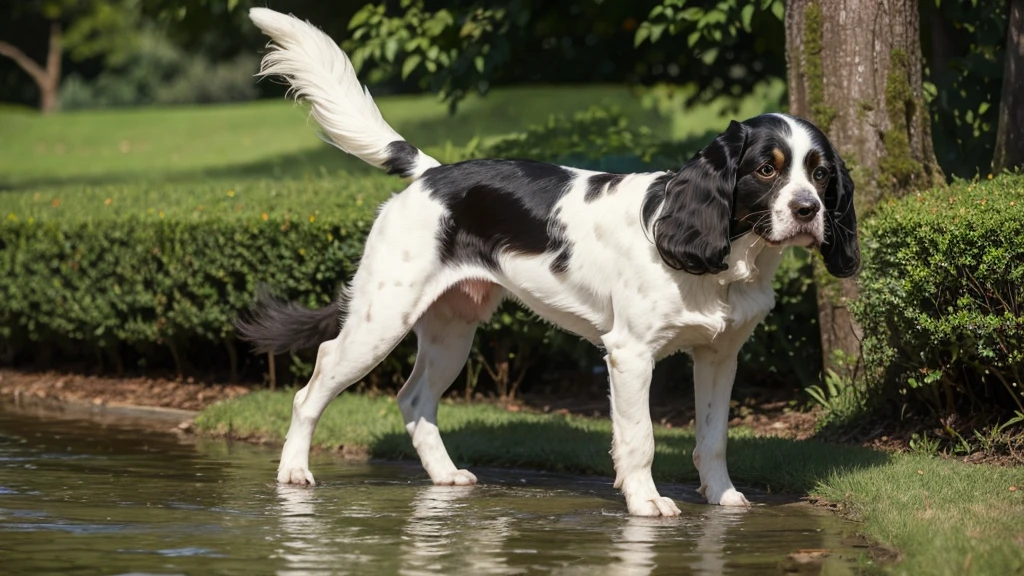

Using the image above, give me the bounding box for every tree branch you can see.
[0,39,49,89]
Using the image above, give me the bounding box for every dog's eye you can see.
[813,167,829,182]
[756,164,776,178]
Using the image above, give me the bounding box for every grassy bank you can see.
[197,391,1024,576]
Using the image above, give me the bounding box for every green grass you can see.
[196,391,1024,576]
[0,82,783,190]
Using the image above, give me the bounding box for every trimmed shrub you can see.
[0,177,391,372]
[855,174,1024,415]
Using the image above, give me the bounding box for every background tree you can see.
[994,0,1023,172]
[0,0,138,113]
[785,0,945,378]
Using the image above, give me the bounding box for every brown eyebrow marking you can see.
[805,150,822,175]
[771,148,785,171]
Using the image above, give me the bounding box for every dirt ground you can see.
[0,369,249,413]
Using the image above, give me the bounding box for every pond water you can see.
[0,404,872,575]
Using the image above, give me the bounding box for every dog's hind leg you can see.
[277,306,414,485]
[396,300,479,486]
[277,194,444,486]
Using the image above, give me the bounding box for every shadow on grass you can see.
[367,417,892,499]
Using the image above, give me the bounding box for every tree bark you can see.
[994,0,1024,173]
[0,22,62,114]
[785,0,944,378]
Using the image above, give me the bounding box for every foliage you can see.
[633,0,785,107]
[0,0,141,67]
[59,26,258,109]
[346,0,518,112]
[342,0,787,112]
[854,173,1024,418]
[922,0,1010,179]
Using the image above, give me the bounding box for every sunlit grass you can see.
[0,82,784,189]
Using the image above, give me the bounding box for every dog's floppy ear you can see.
[653,120,747,275]
[820,155,860,278]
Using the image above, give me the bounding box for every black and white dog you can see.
[241,8,859,516]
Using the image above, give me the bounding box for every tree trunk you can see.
[785,0,944,378]
[0,22,62,114]
[994,0,1024,173]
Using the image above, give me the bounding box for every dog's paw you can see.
[699,484,750,507]
[278,466,316,486]
[628,495,682,517]
[432,469,477,486]
[717,488,750,507]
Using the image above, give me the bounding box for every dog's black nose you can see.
[789,194,821,223]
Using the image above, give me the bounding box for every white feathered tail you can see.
[249,8,439,179]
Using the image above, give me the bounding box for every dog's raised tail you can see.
[249,8,439,180]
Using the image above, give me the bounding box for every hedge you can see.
[0,177,386,371]
[855,173,1024,415]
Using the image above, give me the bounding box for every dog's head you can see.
[652,113,860,278]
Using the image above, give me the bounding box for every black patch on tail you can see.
[235,289,341,354]
[382,140,420,178]
[584,172,626,203]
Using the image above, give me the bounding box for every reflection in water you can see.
[401,485,516,576]
[691,506,749,575]
[609,505,750,576]
[612,517,662,576]
[0,408,872,576]
[275,485,330,576]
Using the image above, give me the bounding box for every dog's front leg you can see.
[603,338,681,517]
[691,321,758,507]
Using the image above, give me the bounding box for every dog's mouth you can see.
[764,233,818,248]
[755,222,823,248]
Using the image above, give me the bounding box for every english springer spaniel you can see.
[240,8,859,517]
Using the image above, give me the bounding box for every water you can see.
[0,404,872,575]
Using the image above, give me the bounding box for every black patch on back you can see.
[424,159,574,270]
[382,140,420,178]
[641,173,673,229]
[584,172,626,203]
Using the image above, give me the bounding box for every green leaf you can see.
[401,54,422,79]
[741,4,754,30]
[634,24,650,47]
[649,23,667,43]
[384,38,399,62]
[349,6,373,31]
[474,55,485,74]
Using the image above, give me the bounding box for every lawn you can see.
[197,391,1024,576]
[0,81,783,189]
